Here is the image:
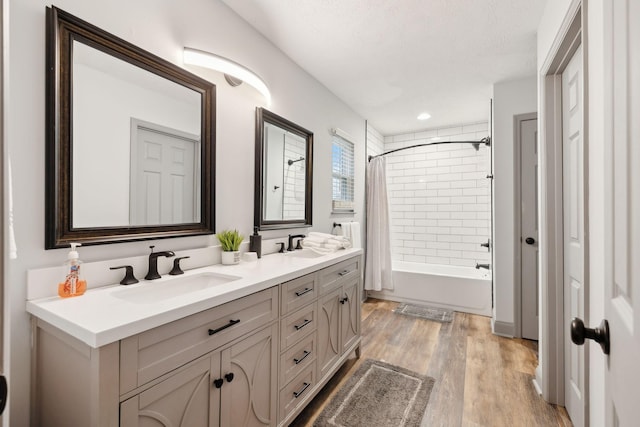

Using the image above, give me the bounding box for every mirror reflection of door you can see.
[130,120,200,225]
[263,122,306,221]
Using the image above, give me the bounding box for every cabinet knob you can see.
[340,296,349,305]
[213,378,224,389]
[224,373,234,383]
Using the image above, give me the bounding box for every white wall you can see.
[384,123,491,267]
[537,0,606,424]
[5,0,366,424]
[491,76,537,335]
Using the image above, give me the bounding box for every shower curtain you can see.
[365,156,393,291]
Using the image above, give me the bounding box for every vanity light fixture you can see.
[417,112,431,120]
[183,47,271,105]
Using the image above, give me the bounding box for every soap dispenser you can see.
[249,227,262,258]
[58,242,87,298]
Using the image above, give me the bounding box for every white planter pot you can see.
[221,251,240,265]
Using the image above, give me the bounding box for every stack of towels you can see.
[301,232,352,255]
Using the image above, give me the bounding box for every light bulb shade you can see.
[184,47,271,104]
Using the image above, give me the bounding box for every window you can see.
[332,135,354,212]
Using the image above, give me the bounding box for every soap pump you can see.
[58,242,87,298]
[249,227,262,258]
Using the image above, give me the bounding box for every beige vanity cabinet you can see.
[277,254,362,426]
[120,353,219,427]
[120,323,278,427]
[31,252,362,427]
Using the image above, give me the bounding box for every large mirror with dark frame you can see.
[255,108,313,230]
[45,6,215,248]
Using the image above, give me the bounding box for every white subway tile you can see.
[405,240,426,249]
[438,219,463,227]
[451,164,478,173]
[414,248,438,257]
[463,122,489,133]
[438,188,464,197]
[437,126,463,137]
[426,256,452,264]
[437,173,463,181]
[404,255,427,263]
[451,180,476,189]
[436,249,463,258]
[437,234,463,243]
[393,133,415,142]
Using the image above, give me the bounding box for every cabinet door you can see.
[341,277,360,355]
[120,355,221,427]
[219,324,278,427]
[317,289,341,378]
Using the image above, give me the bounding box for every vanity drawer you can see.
[280,272,317,315]
[318,256,360,294]
[280,331,317,387]
[280,302,317,351]
[120,286,278,394]
[279,364,317,423]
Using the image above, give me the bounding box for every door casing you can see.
[536,2,589,422]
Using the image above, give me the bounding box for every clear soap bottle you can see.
[58,242,87,298]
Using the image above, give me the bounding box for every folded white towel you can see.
[302,240,341,250]
[302,231,352,252]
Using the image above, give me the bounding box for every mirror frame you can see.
[45,6,216,248]
[254,108,313,230]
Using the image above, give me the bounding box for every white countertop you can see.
[26,248,362,348]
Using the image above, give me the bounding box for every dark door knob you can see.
[571,317,610,355]
[525,237,536,245]
[224,373,234,383]
[213,378,224,388]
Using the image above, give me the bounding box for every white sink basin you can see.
[285,249,325,259]
[112,272,241,304]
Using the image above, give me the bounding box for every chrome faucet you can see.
[287,234,306,251]
[145,246,175,280]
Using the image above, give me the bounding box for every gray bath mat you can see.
[313,359,434,427]
[393,303,454,323]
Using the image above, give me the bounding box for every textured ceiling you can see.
[222,0,546,135]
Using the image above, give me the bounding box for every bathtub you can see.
[367,262,492,316]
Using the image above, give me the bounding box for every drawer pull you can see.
[294,319,311,331]
[213,378,224,389]
[293,350,311,365]
[340,296,349,305]
[293,382,310,398]
[338,270,350,276]
[295,287,313,297]
[208,319,240,336]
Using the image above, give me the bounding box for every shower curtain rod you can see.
[367,136,490,162]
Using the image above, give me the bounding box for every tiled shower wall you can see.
[384,122,491,267]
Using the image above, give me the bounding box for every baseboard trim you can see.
[491,319,515,337]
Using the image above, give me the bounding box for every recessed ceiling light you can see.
[417,112,431,120]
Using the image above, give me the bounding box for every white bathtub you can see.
[368,262,492,316]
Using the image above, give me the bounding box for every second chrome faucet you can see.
[145,245,175,280]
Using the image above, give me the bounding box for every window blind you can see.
[331,135,354,212]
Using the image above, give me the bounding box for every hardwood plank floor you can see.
[290,298,572,427]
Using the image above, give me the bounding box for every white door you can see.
[562,44,585,427]
[130,125,198,225]
[520,116,539,341]
[603,0,640,424]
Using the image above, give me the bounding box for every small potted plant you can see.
[217,229,244,265]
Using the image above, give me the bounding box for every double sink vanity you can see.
[28,248,362,426]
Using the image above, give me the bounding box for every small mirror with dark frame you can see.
[255,108,313,230]
[45,6,216,248]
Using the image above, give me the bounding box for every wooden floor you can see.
[290,298,572,427]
